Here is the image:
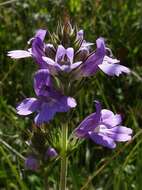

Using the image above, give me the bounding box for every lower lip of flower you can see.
[94,124,107,134]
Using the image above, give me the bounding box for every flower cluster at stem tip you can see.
[8,21,132,170]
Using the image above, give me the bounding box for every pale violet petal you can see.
[67,97,77,108]
[8,50,31,59]
[98,56,130,76]
[55,45,65,63]
[66,48,74,64]
[42,56,56,65]
[17,98,40,115]
[70,61,82,70]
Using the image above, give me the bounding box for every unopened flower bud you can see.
[45,147,58,160]
[25,156,39,171]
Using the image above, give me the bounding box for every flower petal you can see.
[70,61,82,70]
[55,45,65,63]
[110,133,132,142]
[55,96,77,112]
[110,126,133,134]
[66,48,74,64]
[34,102,56,125]
[42,56,61,74]
[101,110,122,127]
[34,69,52,96]
[98,56,130,76]
[67,97,77,108]
[35,29,47,41]
[42,56,56,66]
[89,132,116,149]
[32,37,47,68]
[17,98,40,115]
[76,37,106,77]
[7,50,31,59]
[75,101,101,137]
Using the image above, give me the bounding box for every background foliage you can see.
[0,0,142,189]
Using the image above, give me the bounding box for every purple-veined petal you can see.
[32,37,47,68]
[98,56,130,76]
[17,98,40,115]
[7,50,31,59]
[34,69,52,96]
[66,48,74,64]
[75,101,101,136]
[88,132,116,149]
[55,45,65,63]
[76,37,106,77]
[35,29,47,41]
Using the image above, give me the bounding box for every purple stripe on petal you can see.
[17,98,40,115]
[32,37,47,68]
[76,38,106,77]
[34,69,52,96]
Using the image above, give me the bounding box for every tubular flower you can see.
[76,37,130,78]
[75,101,132,149]
[16,69,76,125]
[8,29,55,69]
[8,29,46,59]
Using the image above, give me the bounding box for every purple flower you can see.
[75,101,132,149]
[8,29,55,69]
[76,38,130,78]
[25,156,39,171]
[16,69,77,125]
[45,147,58,160]
[42,45,82,74]
[8,29,46,60]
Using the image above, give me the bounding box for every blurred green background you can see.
[0,0,142,189]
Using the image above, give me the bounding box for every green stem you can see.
[59,123,68,190]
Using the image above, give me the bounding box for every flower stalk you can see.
[59,123,68,190]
